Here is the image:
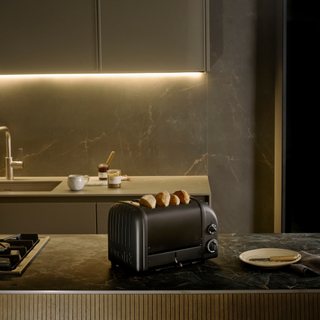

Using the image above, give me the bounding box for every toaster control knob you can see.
[207,223,217,234]
[207,239,217,253]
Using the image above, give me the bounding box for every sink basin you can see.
[0,181,62,192]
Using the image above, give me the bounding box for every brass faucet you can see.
[0,126,23,180]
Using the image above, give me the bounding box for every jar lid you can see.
[107,169,121,175]
[98,163,109,168]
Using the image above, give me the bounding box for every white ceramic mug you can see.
[67,174,90,191]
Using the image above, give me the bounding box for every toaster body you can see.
[108,197,218,271]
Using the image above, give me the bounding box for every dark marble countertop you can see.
[1,233,320,293]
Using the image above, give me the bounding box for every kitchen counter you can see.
[0,175,211,198]
[0,176,212,234]
[0,176,211,209]
[1,233,320,293]
[1,233,319,319]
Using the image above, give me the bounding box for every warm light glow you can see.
[0,72,203,79]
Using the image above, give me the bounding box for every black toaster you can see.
[108,197,218,272]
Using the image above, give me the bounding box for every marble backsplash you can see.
[0,74,207,177]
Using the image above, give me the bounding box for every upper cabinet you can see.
[0,0,98,74]
[99,0,207,73]
[0,0,208,74]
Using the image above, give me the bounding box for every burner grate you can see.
[0,234,49,274]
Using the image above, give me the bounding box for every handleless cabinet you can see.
[96,202,113,234]
[100,0,206,72]
[0,0,207,74]
[0,0,97,74]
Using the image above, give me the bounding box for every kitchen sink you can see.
[0,181,62,192]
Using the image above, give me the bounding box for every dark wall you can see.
[285,0,319,232]
[207,0,275,232]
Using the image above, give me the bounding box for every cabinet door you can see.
[96,202,113,234]
[0,0,97,74]
[100,0,205,72]
[0,203,96,234]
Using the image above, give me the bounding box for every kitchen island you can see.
[1,233,319,319]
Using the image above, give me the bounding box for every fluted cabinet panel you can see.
[0,293,319,320]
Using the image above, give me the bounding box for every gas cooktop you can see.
[0,234,50,275]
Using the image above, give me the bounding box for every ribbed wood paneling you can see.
[0,293,319,320]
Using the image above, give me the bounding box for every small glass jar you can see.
[107,169,121,188]
[98,164,109,180]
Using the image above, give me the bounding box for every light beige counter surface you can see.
[0,176,211,202]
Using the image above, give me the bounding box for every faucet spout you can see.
[0,126,12,158]
[0,126,23,180]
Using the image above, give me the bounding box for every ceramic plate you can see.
[239,248,301,268]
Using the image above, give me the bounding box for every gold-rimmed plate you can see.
[239,248,301,268]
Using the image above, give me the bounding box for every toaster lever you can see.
[174,257,183,268]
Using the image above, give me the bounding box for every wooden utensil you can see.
[106,151,115,165]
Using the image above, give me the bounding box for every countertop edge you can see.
[1,290,320,295]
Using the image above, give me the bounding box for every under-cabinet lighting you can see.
[0,72,203,79]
